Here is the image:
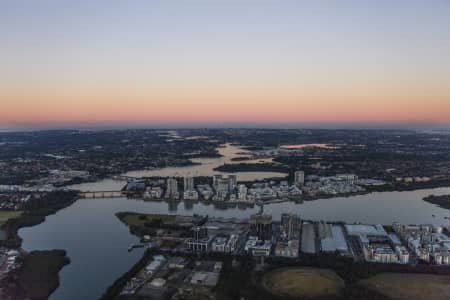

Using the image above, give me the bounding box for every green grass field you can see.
[359,273,450,300]
[262,267,344,299]
[0,210,22,225]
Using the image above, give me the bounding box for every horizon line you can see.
[1,120,450,133]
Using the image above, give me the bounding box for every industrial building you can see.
[393,223,450,265]
[345,224,407,263]
[319,224,349,254]
[301,222,316,254]
[145,255,166,276]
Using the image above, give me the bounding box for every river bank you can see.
[1,191,79,248]
[423,194,450,210]
[119,179,450,209]
[18,185,450,299]
[0,191,77,300]
[0,250,70,300]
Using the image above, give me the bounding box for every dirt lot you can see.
[359,273,450,300]
[262,267,344,299]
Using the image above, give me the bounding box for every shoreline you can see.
[423,194,450,210]
[1,192,78,248]
[0,250,71,300]
[118,181,450,208]
[0,191,78,300]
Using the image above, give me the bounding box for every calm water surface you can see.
[125,144,284,181]
[18,145,450,300]
[19,178,450,300]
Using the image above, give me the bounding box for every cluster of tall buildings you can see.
[186,218,247,254]
[144,175,242,201]
[245,213,274,256]
[179,211,450,267]
[164,177,180,199]
[301,173,365,196]
[183,176,198,200]
[212,175,237,201]
[393,223,450,265]
[345,224,407,264]
[274,214,301,257]
[140,169,377,204]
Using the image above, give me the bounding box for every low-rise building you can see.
[395,246,410,264]
[144,187,163,199]
[211,234,238,253]
[244,236,272,256]
[274,240,299,257]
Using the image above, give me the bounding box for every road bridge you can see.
[78,190,126,199]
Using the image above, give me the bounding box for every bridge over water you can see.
[78,190,127,199]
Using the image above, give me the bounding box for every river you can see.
[18,179,450,300]
[124,143,286,181]
[17,143,450,300]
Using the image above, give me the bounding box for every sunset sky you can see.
[1,0,450,129]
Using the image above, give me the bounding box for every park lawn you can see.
[359,273,450,300]
[262,267,344,299]
[0,210,22,226]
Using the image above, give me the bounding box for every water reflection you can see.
[124,143,287,181]
[168,201,179,212]
[19,180,450,300]
[183,201,194,211]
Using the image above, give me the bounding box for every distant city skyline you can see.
[1,1,450,128]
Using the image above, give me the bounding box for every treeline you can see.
[423,194,450,209]
[22,190,78,213]
[0,191,78,248]
[213,163,289,173]
[125,223,192,238]
[0,250,70,300]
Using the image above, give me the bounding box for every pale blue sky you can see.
[1,1,450,128]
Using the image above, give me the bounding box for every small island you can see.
[423,194,450,210]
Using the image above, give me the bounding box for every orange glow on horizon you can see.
[2,52,449,127]
[2,80,449,126]
[2,1,450,128]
